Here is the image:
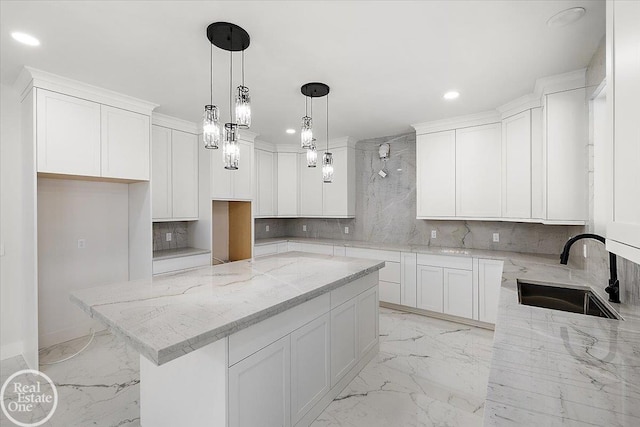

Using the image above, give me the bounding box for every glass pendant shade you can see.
[203,105,221,149]
[235,86,251,129]
[306,145,317,168]
[223,123,239,170]
[322,152,334,183]
[301,116,313,148]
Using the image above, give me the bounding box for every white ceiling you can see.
[1,1,605,143]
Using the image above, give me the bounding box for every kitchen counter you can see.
[71,252,384,366]
[152,246,210,260]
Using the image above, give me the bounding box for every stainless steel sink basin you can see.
[517,280,619,319]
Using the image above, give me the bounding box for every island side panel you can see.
[140,337,228,427]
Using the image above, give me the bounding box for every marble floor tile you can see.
[0,309,493,427]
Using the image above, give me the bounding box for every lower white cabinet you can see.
[330,298,358,387]
[478,259,504,323]
[379,281,400,304]
[152,253,210,275]
[290,313,331,424]
[357,287,379,357]
[229,335,291,427]
[443,268,474,318]
[417,265,444,313]
[299,242,334,256]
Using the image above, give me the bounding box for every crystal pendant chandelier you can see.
[301,83,330,168]
[301,115,313,149]
[205,22,251,168]
[306,140,317,168]
[322,92,333,183]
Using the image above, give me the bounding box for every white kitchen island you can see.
[71,252,384,427]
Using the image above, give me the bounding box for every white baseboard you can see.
[1,341,24,361]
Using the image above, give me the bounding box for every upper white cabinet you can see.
[35,88,151,181]
[278,152,299,216]
[455,123,502,218]
[502,110,532,219]
[606,0,640,264]
[299,153,323,216]
[211,133,256,200]
[255,148,276,217]
[416,130,456,217]
[322,145,356,218]
[544,88,587,222]
[36,89,101,177]
[101,105,150,180]
[151,121,199,221]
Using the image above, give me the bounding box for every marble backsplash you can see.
[255,132,584,256]
[152,221,188,251]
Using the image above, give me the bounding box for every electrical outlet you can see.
[344,226,349,234]
[166,232,172,242]
[77,239,86,249]
[493,233,500,243]
[302,225,307,232]
[266,225,270,232]
[431,230,437,239]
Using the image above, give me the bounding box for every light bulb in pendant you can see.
[307,144,317,167]
[235,86,251,129]
[301,116,313,148]
[223,123,239,170]
[322,152,333,183]
[203,105,220,149]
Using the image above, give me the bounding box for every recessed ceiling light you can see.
[443,91,460,100]
[286,129,296,134]
[11,32,40,46]
[547,7,586,28]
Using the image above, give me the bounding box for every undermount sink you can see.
[517,280,619,319]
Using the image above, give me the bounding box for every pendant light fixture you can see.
[301,83,330,168]
[322,92,333,183]
[203,44,220,149]
[205,22,251,169]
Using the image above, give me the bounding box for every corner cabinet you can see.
[211,132,256,200]
[35,88,151,181]
[606,0,640,264]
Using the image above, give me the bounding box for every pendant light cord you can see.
[326,93,329,152]
[229,49,233,122]
[210,43,213,104]
[242,48,245,87]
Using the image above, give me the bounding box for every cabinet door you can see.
[416,131,456,217]
[290,313,330,424]
[101,105,150,180]
[233,140,253,200]
[608,0,640,259]
[358,286,379,358]
[502,110,531,219]
[545,88,587,221]
[330,298,358,387]
[151,126,172,219]
[443,268,473,318]
[299,153,323,216]
[255,149,275,217]
[277,153,299,216]
[171,130,199,219]
[455,123,502,217]
[478,259,504,324]
[323,146,354,217]
[401,252,417,307]
[530,107,544,219]
[417,265,443,312]
[229,335,291,427]
[211,147,233,199]
[36,89,101,177]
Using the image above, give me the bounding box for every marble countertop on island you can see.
[152,247,210,260]
[70,252,384,366]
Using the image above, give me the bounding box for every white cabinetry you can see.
[417,265,443,312]
[443,268,474,318]
[101,105,150,180]
[151,124,199,221]
[322,145,356,217]
[36,88,150,181]
[229,335,291,427]
[255,149,276,217]
[606,0,640,264]
[344,247,401,304]
[357,287,379,357]
[416,130,456,217]
[330,298,358,386]
[36,89,101,177]
[290,313,330,424]
[211,134,256,200]
[278,152,299,216]
[478,259,504,324]
[545,88,587,222]
[502,110,532,219]
[299,153,323,216]
[455,123,502,218]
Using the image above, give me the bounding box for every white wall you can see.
[37,178,129,347]
[0,83,25,359]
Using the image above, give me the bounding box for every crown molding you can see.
[254,139,276,151]
[411,110,500,135]
[152,113,199,134]
[497,93,542,120]
[238,129,259,143]
[15,66,158,115]
[533,68,586,98]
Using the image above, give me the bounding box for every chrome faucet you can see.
[559,233,620,303]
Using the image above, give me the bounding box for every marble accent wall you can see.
[254,218,289,239]
[152,221,188,251]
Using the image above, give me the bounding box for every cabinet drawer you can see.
[379,261,400,283]
[416,254,472,271]
[152,253,210,275]
[254,243,278,258]
[379,281,400,304]
[344,247,401,263]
